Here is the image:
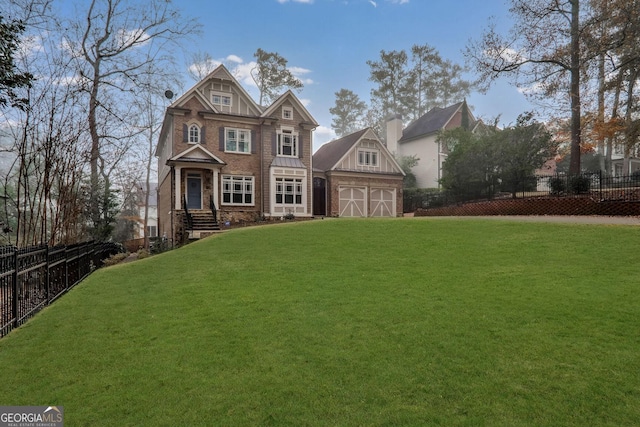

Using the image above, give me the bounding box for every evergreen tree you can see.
[251,48,303,106]
[329,89,367,137]
[0,16,33,110]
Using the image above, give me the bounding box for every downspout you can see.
[170,165,174,247]
[260,121,264,217]
[437,140,441,188]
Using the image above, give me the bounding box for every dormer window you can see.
[277,128,298,157]
[282,107,293,120]
[212,92,232,107]
[188,124,200,144]
[358,149,378,167]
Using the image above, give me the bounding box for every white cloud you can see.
[369,1,377,7]
[277,0,314,3]
[517,82,544,96]
[387,0,409,4]
[313,126,337,152]
[299,98,311,107]
[289,66,311,76]
[116,28,151,47]
[232,61,258,88]
[289,66,314,85]
[226,55,243,63]
[485,47,527,64]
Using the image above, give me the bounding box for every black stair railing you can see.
[182,196,193,230]
[209,195,218,224]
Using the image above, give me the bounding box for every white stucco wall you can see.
[398,135,443,189]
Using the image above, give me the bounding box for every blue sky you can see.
[159,1,535,151]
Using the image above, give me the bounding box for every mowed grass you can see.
[1,218,640,426]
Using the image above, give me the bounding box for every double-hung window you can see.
[277,129,298,157]
[222,175,254,206]
[225,128,251,153]
[275,177,303,205]
[357,150,378,167]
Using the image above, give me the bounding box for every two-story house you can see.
[156,65,318,242]
[387,101,478,189]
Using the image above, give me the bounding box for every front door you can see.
[186,174,202,209]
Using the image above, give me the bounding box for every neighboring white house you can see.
[136,183,158,238]
[611,144,640,176]
[387,101,479,189]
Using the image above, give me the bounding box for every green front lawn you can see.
[1,219,639,426]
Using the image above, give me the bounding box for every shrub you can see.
[549,176,566,195]
[102,252,129,267]
[568,175,591,194]
[137,249,150,260]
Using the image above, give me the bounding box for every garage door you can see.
[370,188,396,217]
[339,187,367,217]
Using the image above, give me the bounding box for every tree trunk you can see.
[597,52,606,172]
[568,0,582,175]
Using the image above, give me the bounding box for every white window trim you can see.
[225,128,251,154]
[357,149,379,167]
[282,107,293,120]
[274,177,304,206]
[222,175,255,206]
[277,127,299,158]
[212,91,232,107]
[188,124,200,144]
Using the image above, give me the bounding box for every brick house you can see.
[156,65,318,242]
[313,128,404,217]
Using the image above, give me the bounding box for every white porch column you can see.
[212,168,219,210]
[174,166,182,210]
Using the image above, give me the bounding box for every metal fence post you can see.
[11,247,18,329]
[45,245,50,304]
[64,246,69,291]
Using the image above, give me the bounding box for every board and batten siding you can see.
[335,140,400,174]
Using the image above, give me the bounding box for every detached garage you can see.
[313,128,404,217]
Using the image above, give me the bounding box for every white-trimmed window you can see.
[275,177,303,205]
[212,92,232,107]
[222,175,254,206]
[358,149,378,167]
[282,107,293,120]
[277,129,298,157]
[225,128,251,153]
[188,124,200,144]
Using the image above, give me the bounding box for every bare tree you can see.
[65,0,197,240]
[187,51,220,82]
[2,0,89,246]
[466,0,588,175]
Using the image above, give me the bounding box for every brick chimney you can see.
[386,114,403,155]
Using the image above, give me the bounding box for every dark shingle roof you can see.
[399,102,463,142]
[313,128,369,172]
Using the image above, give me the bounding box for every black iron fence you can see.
[0,241,122,338]
[405,172,640,212]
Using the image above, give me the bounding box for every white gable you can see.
[169,65,262,116]
[262,90,318,127]
[170,145,225,164]
[334,130,404,175]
